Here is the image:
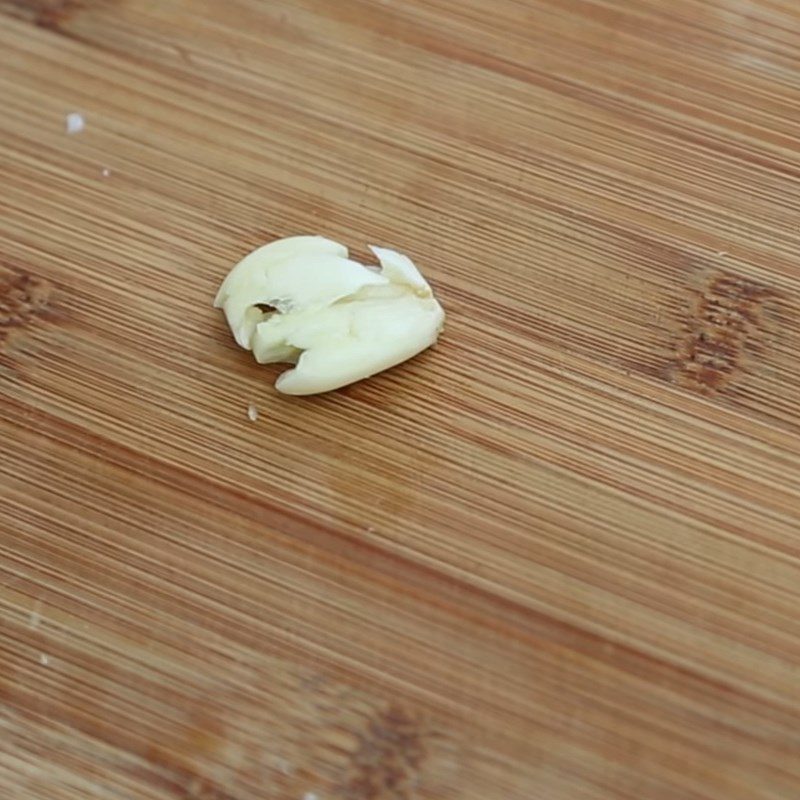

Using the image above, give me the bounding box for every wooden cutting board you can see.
[2,2,799,798]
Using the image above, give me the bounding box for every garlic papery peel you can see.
[214,236,445,395]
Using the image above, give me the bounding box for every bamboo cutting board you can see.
[2,1,800,798]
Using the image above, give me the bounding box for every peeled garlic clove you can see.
[214,235,346,308]
[215,236,445,395]
[221,254,387,349]
[273,297,443,395]
[214,235,358,348]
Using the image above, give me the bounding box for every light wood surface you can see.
[2,2,800,798]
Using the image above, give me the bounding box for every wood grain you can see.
[1,1,800,798]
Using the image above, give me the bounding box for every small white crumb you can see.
[101,167,111,178]
[65,112,85,135]
[29,600,42,629]
[39,654,49,666]
[717,250,728,257]
[247,404,259,422]
[303,793,319,800]
[274,758,293,775]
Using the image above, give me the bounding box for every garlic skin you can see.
[214,236,445,395]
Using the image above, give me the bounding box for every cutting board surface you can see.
[2,2,800,798]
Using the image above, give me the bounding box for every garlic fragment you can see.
[214,236,445,395]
